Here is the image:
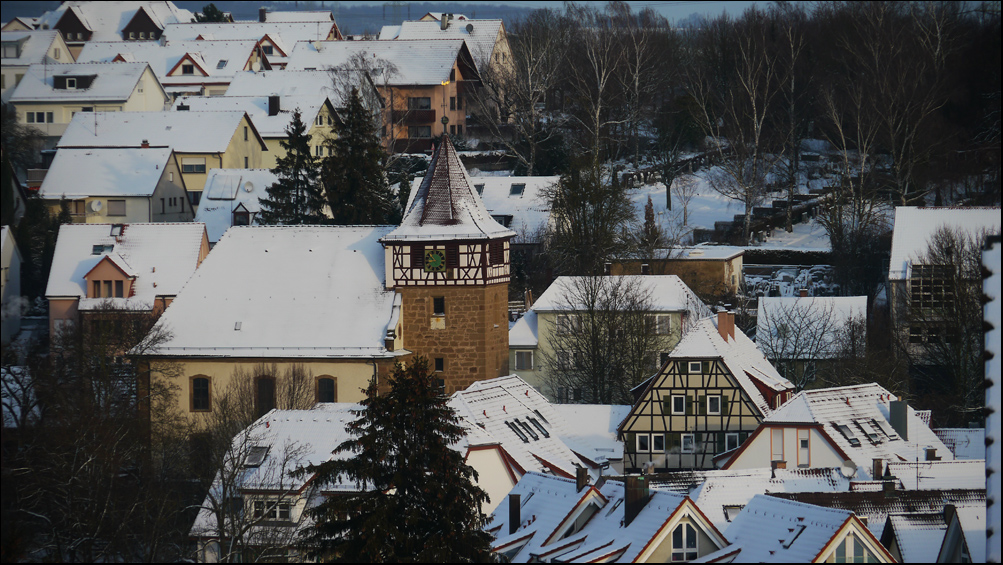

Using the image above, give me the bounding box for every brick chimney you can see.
[717,310,735,341]
[624,476,649,527]
[508,493,520,535]
[576,467,590,492]
[141,139,149,148]
[259,7,267,22]
[799,288,808,298]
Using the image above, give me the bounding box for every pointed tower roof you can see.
[382,135,516,242]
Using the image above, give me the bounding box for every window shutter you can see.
[662,398,671,415]
[669,433,680,449]
[717,433,726,454]
[721,397,729,415]
[625,433,636,453]
[698,396,707,416]
[686,395,693,416]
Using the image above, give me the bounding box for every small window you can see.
[681,433,695,453]
[556,314,577,335]
[707,395,721,415]
[433,297,445,316]
[771,428,785,461]
[474,184,484,195]
[138,31,145,39]
[244,126,248,141]
[507,420,529,443]
[244,156,249,168]
[723,505,743,522]
[725,433,740,451]
[217,59,228,69]
[671,395,686,415]
[515,350,533,371]
[509,183,526,196]
[129,31,135,39]
[434,357,444,372]
[652,434,665,452]
[798,428,810,467]
[255,377,276,418]
[490,241,504,264]
[407,97,431,110]
[182,64,194,75]
[450,96,456,110]
[245,446,269,467]
[277,502,290,520]
[108,199,126,216]
[114,280,124,298]
[317,377,336,403]
[671,523,698,561]
[104,280,113,297]
[637,434,650,452]
[688,361,702,373]
[262,45,273,55]
[191,377,211,411]
[66,77,77,89]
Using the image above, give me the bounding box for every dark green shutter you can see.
[698,396,707,415]
[669,433,680,449]
[662,398,671,415]
[686,395,693,415]
[625,433,635,453]
[717,433,726,454]
[721,396,729,415]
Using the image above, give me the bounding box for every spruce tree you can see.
[323,88,399,225]
[257,108,326,225]
[301,357,493,562]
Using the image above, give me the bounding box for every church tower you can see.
[381,135,516,393]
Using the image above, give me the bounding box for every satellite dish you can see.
[243,181,254,192]
[466,23,474,32]
[89,200,103,212]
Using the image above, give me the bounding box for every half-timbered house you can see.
[380,134,516,393]
[618,311,794,472]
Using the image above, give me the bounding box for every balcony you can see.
[392,109,436,125]
[392,138,434,154]
[26,168,48,187]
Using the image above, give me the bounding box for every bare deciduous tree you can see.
[757,298,841,391]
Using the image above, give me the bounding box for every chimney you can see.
[259,7,267,22]
[925,448,941,461]
[441,15,449,30]
[624,476,649,527]
[882,479,897,498]
[524,289,534,310]
[576,467,590,492]
[268,95,280,116]
[770,459,787,479]
[141,139,149,148]
[872,458,883,480]
[889,398,908,440]
[717,310,735,341]
[728,312,735,338]
[508,493,520,535]
[177,103,189,111]
[799,288,808,298]
[641,263,650,275]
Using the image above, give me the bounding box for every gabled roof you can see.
[488,472,725,563]
[383,135,515,242]
[0,30,65,66]
[664,316,793,417]
[757,295,868,359]
[532,275,713,314]
[888,207,1000,281]
[723,495,893,562]
[509,310,538,348]
[264,11,334,23]
[285,39,480,86]
[882,512,947,563]
[932,428,985,460]
[381,19,504,73]
[171,94,333,138]
[194,168,278,243]
[45,223,206,307]
[58,110,266,153]
[886,460,986,490]
[77,39,261,86]
[8,62,152,103]
[761,384,953,478]
[417,175,556,243]
[37,2,193,42]
[39,147,173,199]
[549,404,632,465]
[149,226,401,359]
[162,21,337,44]
[223,68,344,102]
[448,375,594,478]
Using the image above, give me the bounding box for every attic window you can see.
[527,417,550,438]
[854,420,882,444]
[834,424,861,447]
[782,524,807,548]
[217,59,228,69]
[509,183,526,196]
[66,77,77,89]
[91,244,114,255]
[516,419,539,441]
[871,418,899,440]
[474,183,484,195]
[182,64,194,75]
[244,446,269,467]
[505,420,529,443]
[723,505,744,522]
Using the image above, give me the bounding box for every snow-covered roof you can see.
[453,175,556,243]
[765,384,953,478]
[150,226,401,358]
[8,62,151,103]
[488,472,710,563]
[195,168,278,243]
[39,147,172,199]
[757,295,868,359]
[649,467,851,532]
[532,275,712,314]
[37,2,194,42]
[986,236,1002,564]
[448,375,594,477]
[888,207,1001,281]
[77,39,260,87]
[45,223,206,308]
[223,68,343,102]
[508,310,538,348]
[669,316,793,416]
[58,110,260,153]
[383,135,515,242]
[549,404,632,465]
[933,428,985,460]
[264,11,334,23]
[723,495,881,562]
[884,513,947,563]
[382,19,504,73]
[285,39,477,86]
[163,21,336,44]
[886,459,987,491]
[0,30,64,66]
[171,95,329,138]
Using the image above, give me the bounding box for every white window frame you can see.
[671,522,699,561]
[636,433,650,452]
[797,428,810,467]
[651,313,671,335]
[652,433,665,452]
[688,360,702,373]
[771,428,785,461]
[66,77,76,89]
[671,395,686,415]
[725,432,740,452]
[680,433,695,453]
[707,395,721,415]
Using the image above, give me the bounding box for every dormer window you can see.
[262,45,273,55]
[138,32,145,39]
[509,183,525,196]
[63,78,75,89]
[2,43,18,58]
[92,244,114,255]
[182,64,194,75]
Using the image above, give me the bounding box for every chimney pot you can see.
[259,7,267,22]
[872,458,883,480]
[508,493,521,535]
[799,288,808,298]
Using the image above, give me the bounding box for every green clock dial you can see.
[424,249,446,272]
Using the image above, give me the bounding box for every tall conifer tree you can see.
[323,88,399,224]
[258,108,326,225]
[301,357,493,562]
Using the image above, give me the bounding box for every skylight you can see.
[217,59,228,69]
[834,423,861,447]
[244,445,269,467]
[510,183,526,196]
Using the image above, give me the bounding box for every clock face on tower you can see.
[424,249,446,272]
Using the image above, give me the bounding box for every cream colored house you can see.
[1,226,23,344]
[8,62,169,146]
[38,146,192,224]
[1,30,73,101]
[509,275,711,401]
[34,1,194,58]
[56,110,267,201]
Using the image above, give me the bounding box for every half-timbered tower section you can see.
[381,134,516,393]
[618,311,794,472]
